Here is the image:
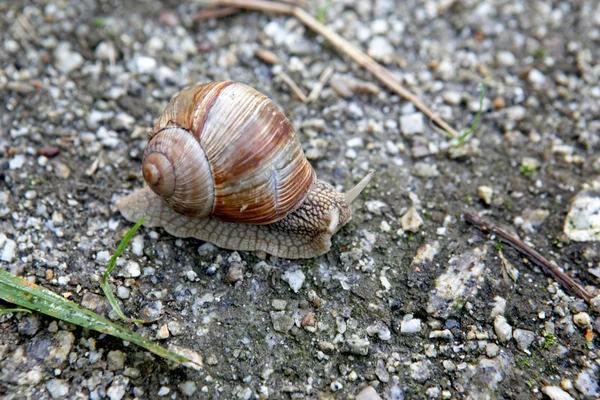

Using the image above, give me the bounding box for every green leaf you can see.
[0,269,198,367]
[0,307,32,315]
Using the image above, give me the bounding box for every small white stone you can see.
[156,324,170,339]
[486,343,499,357]
[494,315,512,343]
[179,381,197,397]
[355,386,382,400]
[573,312,591,329]
[478,186,493,205]
[575,369,598,396]
[400,318,422,334]
[496,51,517,67]
[1,239,16,262]
[528,68,546,86]
[118,261,141,278]
[131,235,144,256]
[513,329,535,353]
[128,56,157,74]
[347,137,364,148]
[9,154,26,169]
[95,250,111,264]
[281,269,305,293]
[401,207,423,233]
[400,113,425,135]
[117,286,130,299]
[380,220,391,232]
[46,379,69,398]
[541,386,575,400]
[367,36,395,63]
[53,42,84,74]
[157,386,170,396]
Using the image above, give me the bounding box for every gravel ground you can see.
[2,0,600,399]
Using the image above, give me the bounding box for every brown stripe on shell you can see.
[200,83,315,224]
[150,81,234,140]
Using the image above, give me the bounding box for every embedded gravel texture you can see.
[2,0,600,399]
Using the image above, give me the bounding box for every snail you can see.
[117,81,373,259]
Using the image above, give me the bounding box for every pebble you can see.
[225,262,244,284]
[107,376,129,400]
[118,261,141,278]
[573,312,592,329]
[53,42,84,74]
[128,56,157,74]
[541,386,575,400]
[504,105,526,122]
[575,369,598,396]
[513,329,535,353]
[281,269,305,293]
[485,343,499,358]
[564,191,600,241]
[376,359,390,382]
[271,311,295,333]
[54,162,71,179]
[400,113,425,135]
[347,137,364,148]
[179,381,197,397]
[46,379,69,398]
[367,36,395,63]
[442,92,461,106]
[95,250,111,264]
[494,316,513,343]
[107,350,125,371]
[528,68,546,87]
[366,322,392,341]
[167,320,183,336]
[271,299,287,311]
[157,386,170,396]
[413,162,440,178]
[410,360,432,382]
[140,301,163,320]
[117,286,130,299]
[9,154,25,169]
[477,186,493,205]
[343,336,370,355]
[1,239,16,262]
[95,41,117,61]
[496,51,517,66]
[365,200,388,215]
[400,317,422,334]
[156,324,170,339]
[401,207,423,232]
[355,386,382,400]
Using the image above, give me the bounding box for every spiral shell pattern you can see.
[143,81,316,224]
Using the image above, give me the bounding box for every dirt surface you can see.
[1,0,600,399]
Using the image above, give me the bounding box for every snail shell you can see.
[118,81,373,258]
[143,81,315,224]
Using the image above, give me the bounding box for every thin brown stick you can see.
[193,7,240,21]
[202,0,459,137]
[464,212,593,304]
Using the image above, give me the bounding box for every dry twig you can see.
[198,0,459,137]
[464,212,593,304]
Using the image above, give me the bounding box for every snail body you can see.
[117,81,373,259]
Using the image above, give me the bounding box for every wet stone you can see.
[107,350,125,371]
[513,329,535,353]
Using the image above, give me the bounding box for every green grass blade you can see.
[316,0,332,22]
[455,83,485,147]
[101,218,146,323]
[0,269,198,367]
[0,307,32,315]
